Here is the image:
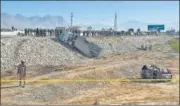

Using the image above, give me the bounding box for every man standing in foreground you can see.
[17,60,26,88]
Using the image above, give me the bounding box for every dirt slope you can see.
[1,38,179,105]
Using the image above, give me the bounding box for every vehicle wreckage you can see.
[141,65,172,80]
[55,27,103,58]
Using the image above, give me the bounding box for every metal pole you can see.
[71,13,73,30]
[114,12,117,31]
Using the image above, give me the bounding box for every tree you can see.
[136,28,141,36]
[137,28,141,32]
[109,28,113,32]
[128,28,134,35]
[87,26,92,31]
[121,31,125,35]
[128,28,134,33]
[101,28,105,31]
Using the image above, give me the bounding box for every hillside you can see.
[1,13,69,29]
[1,39,179,105]
[1,36,172,71]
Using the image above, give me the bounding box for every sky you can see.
[1,1,179,30]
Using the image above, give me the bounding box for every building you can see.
[1,28,24,37]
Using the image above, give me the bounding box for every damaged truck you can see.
[55,27,103,58]
[141,65,172,80]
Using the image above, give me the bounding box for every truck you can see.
[55,27,103,58]
[141,65,172,79]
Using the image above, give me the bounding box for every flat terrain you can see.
[1,36,179,105]
[168,38,179,52]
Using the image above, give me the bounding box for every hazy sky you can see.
[1,1,179,30]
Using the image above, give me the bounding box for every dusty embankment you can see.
[1,36,172,71]
[1,38,179,105]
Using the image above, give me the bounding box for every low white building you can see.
[1,29,24,37]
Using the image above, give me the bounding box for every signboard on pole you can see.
[148,25,165,31]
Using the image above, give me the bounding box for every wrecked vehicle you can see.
[141,65,172,79]
[55,27,103,58]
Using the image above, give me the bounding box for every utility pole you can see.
[71,13,73,29]
[114,12,117,31]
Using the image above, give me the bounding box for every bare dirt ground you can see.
[1,38,179,105]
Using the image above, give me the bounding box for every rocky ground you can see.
[1,37,86,71]
[1,35,179,105]
[1,35,172,71]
